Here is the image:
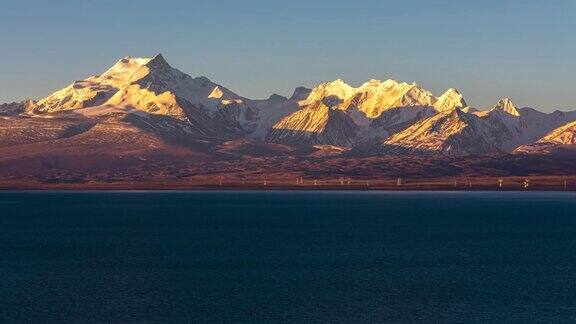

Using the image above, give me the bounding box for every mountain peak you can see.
[268,93,287,101]
[363,79,385,86]
[492,97,520,116]
[320,78,353,89]
[445,88,461,95]
[434,88,467,112]
[359,79,406,89]
[289,86,312,101]
[102,56,151,77]
[120,55,151,64]
[302,79,355,105]
[145,53,172,70]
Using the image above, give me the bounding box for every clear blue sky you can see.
[1,0,574,111]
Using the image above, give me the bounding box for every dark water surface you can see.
[1,191,575,322]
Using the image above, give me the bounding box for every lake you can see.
[1,191,575,322]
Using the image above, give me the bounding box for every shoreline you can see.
[0,176,574,191]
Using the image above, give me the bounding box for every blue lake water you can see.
[0,191,575,322]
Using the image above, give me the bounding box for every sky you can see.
[0,0,575,111]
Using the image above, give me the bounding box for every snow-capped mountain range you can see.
[2,54,575,156]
